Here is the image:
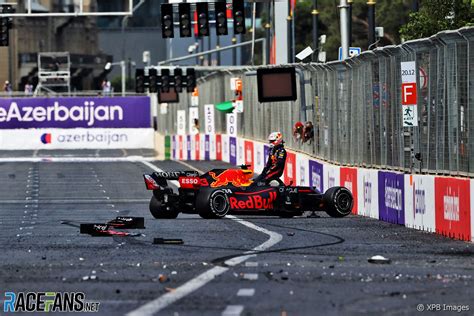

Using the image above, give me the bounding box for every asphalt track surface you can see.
[0,150,473,316]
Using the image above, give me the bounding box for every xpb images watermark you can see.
[3,292,100,313]
[417,304,470,313]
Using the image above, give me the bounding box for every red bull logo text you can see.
[209,169,253,187]
[229,192,277,210]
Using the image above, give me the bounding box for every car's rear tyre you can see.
[196,190,230,219]
[323,187,353,218]
[149,196,179,219]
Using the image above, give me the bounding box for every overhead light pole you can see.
[348,0,353,46]
[339,0,350,60]
[105,61,126,96]
[368,0,376,49]
[312,0,319,62]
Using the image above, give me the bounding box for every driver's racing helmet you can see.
[268,132,283,148]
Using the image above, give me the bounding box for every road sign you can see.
[403,104,418,127]
[419,67,428,89]
[401,61,416,83]
[338,47,361,61]
[401,61,418,128]
[402,83,417,105]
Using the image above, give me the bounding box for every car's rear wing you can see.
[143,171,200,190]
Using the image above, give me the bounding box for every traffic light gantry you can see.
[160,0,245,39]
[135,68,196,96]
[0,4,14,47]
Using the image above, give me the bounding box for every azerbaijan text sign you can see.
[0,97,151,129]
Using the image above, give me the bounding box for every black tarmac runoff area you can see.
[0,150,473,316]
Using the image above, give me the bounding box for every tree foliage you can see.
[294,0,413,61]
[400,0,473,41]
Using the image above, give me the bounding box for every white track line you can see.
[242,273,259,281]
[126,160,283,316]
[222,305,244,316]
[237,288,255,297]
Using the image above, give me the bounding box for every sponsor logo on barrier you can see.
[0,101,123,126]
[244,141,254,168]
[40,133,52,144]
[229,137,237,165]
[0,97,150,129]
[443,187,460,222]
[312,171,321,191]
[187,136,192,160]
[229,192,277,209]
[172,136,176,159]
[205,135,210,161]
[41,131,128,146]
[378,172,405,224]
[284,152,297,185]
[344,181,352,192]
[309,160,323,192]
[364,179,372,208]
[340,167,358,214]
[195,134,200,161]
[216,135,222,161]
[300,166,306,185]
[435,177,471,240]
[385,179,403,211]
[414,184,426,216]
[329,176,335,187]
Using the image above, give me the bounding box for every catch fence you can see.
[156,27,474,177]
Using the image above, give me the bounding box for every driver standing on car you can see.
[254,132,287,185]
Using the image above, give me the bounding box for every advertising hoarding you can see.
[0,97,151,129]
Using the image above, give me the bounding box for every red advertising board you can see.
[178,135,183,160]
[244,141,254,169]
[402,83,417,105]
[284,152,297,185]
[435,177,471,241]
[195,134,200,161]
[340,167,358,215]
[216,134,222,161]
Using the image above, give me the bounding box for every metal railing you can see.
[147,27,472,177]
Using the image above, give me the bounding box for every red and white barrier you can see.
[357,168,379,219]
[404,175,435,233]
[340,167,358,215]
[471,179,474,242]
[296,155,309,186]
[323,164,340,192]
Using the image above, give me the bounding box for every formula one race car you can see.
[143,166,353,219]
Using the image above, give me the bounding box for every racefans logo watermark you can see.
[3,292,100,313]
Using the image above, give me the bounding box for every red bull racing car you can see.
[143,166,353,219]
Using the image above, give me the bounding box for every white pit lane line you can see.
[126,160,283,316]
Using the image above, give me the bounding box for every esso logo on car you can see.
[179,177,200,188]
